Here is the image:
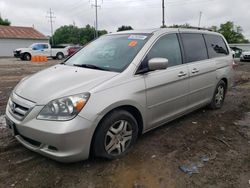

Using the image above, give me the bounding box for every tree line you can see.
[0,15,248,45]
[169,21,249,43]
[51,22,249,45]
[0,16,11,26]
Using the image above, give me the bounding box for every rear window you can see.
[204,34,229,58]
[181,33,208,63]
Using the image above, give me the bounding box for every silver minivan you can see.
[5,28,234,162]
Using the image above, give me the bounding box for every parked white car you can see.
[14,43,69,61]
[240,51,250,61]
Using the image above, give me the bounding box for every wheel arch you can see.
[221,77,228,90]
[21,52,32,60]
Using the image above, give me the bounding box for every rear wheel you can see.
[93,110,138,160]
[209,80,226,109]
[56,52,64,60]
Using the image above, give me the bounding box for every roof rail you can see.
[178,27,213,32]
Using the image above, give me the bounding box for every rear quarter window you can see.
[204,34,229,58]
[181,33,208,63]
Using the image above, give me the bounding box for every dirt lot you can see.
[0,58,250,188]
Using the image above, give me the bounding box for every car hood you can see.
[14,64,118,105]
[15,48,30,52]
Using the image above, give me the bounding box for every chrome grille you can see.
[8,93,35,121]
[8,100,29,120]
[244,55,250,59]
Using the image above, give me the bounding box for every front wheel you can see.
[209,80,226,109]
[92,110,138,160]
[24,53,31,61]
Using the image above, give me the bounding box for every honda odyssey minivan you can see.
[5,28,234,162]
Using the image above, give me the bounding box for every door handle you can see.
[191,68,199,74]
[178,71,187,77]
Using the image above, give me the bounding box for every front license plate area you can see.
[5,117,18,136]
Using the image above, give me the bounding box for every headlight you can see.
[37,93,90,121]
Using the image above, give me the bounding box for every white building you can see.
[0,25,49,57]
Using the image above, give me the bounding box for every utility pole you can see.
[162,0,166,28]
[46,8,56,45]
[198,11,202,28]
[92,0,101,38]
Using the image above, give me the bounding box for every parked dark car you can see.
[68,46,82,56]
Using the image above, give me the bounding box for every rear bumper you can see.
[5,104,96,163]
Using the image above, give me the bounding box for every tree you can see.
[52,25,107,45]
[117,25,133,32]
[168,23,192,29]
[217,21,249,43]
[210,26,218,32]
[0,16,11,26]
[168,21,249,43]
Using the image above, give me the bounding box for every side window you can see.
[42,44,49,49]
[181,33,208,63]
[138,34,182,72]
[33,44,43,50]
[204,34,229,58]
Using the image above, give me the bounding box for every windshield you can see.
[65,34,150,72]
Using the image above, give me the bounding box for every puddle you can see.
[0,115,6,129]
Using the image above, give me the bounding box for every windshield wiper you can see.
[73,64,109,71]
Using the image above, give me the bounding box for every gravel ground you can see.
[0,58,250,188]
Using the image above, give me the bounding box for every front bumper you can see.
[241,55,250,61]
[5,96,96,163]
[13,51,21,58]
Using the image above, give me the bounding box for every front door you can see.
[139,33,189,129]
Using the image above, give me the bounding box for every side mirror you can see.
[148,58,168,71]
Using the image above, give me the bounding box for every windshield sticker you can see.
[128,35,148,40]
[128,41,138,47]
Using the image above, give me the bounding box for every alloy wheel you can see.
[215,85,224,106]
[105,120,133,156]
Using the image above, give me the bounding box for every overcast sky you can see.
[0,0,250,39]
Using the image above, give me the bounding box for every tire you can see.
[209,80,226,109]
[24,53,31,61]
[92,110,138,160]
[56,52,64,60]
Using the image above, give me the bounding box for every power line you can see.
[46,8,56,45]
